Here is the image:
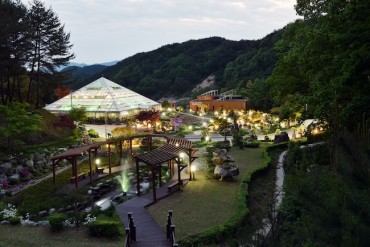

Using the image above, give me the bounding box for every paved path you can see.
[115,166,186,247]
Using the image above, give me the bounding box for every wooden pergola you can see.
[50,134,196,190]
[135,136,198,202]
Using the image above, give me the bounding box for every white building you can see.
[44,77,160,120]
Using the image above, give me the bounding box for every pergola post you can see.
[152,165,157,202]
[136,158,141,196]
[148,136,152,151]
[89,149,92,183]
[129,138,133,158]
[174,158,182,185]
[158,165,162,187]
[108,144,111,175]
[73,157,78,188]
[119,140,123,158]
[52,160,56,185]
[188,149,192,181]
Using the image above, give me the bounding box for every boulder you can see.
[274,131,290,144]
[26,160,34,168]
[48,208,56,215]
[38,210,48,217]
[9,173,20,182]
[15,165,24,174]
[0,163,12,171]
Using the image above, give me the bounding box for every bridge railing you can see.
[125,212,136,247]
[166,210,178,247]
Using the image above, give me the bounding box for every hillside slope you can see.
[65,30,282,99]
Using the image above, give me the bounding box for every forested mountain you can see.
[61,64,108,89]
[65,30,282,99]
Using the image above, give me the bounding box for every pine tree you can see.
[26,0,74,107]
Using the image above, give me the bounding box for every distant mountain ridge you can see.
[62,30,282,99]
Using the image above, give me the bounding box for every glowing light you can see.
[95,158,101,166]
[189,125,193,130]
[210,119,214,123]
[162,112,166,116]
[214,111,219,116]
[179,152,186,158]
[205,136,210,142]
[191,165,197,172]
[175,143,179,147]
[202,122,207,127]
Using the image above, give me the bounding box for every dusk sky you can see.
[22,0,298,64]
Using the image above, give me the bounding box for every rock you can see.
[9,173,20,182]
[38,210,48,217]
[274,131,290,144]
[0,174,7,182]
[48,208,56,215]
[26,160,34,167]
[0,163,12,171]
[57,208,65,213]
[1,220,9,225]
[15,165,24,174]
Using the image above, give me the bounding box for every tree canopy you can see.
[269,0,370,131]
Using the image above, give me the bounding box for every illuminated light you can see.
[189,125,193,130]
[162,112,166,116]
[202,122,207,127]
[95,158,101,166]
[175,143,179,147]
[210,119,214,123]
[205,136,210,142]
[214,111,219,116]
[191,165,197,172]
[214,125,219,130]
[313,128,319,134]
[280,122,286,128]
[148,123,152,128]
[179,152,185,158]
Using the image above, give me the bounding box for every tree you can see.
[26,0,74,107]
[0,102,42,150]
[269,0,370,132]
[0,0,29,104]
[68,107,87,124]
[161,100,171,109]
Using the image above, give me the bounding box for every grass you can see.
[147,146,266,240]
[0,225,123,247]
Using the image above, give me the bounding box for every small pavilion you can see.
[50,134,198,202]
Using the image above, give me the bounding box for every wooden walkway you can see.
[115,167,187,247]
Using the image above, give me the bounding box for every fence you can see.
[125,212,136,247]
[166,210,178,247]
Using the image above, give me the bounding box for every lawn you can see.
[0,225,123,247]
[147,146,266,239]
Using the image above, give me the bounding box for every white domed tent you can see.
[44,77,160,120]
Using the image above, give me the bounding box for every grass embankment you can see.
[147,146,266,241]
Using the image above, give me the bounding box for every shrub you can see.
[48,213,66,232]
[243,140,261,148]
[214,141,231,150]
[9,216,21,225]
[87,129,99,138]
[88,220,122,238]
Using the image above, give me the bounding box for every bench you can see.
[70,173,86,183]
[167,181,179,192]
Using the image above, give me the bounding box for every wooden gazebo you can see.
[135,136,198,202]
[50,134,197,195]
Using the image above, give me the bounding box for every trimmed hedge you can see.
[48,213,66,232]
[178,143,287,246]
[88,220,122,238]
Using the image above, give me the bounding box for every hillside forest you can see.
[1,0,370,246]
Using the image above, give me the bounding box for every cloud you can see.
[21,0,297,63]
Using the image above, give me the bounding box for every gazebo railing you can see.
[125,212,136,247]
[166,210,178,247]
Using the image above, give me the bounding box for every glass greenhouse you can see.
[44,77,160,120]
